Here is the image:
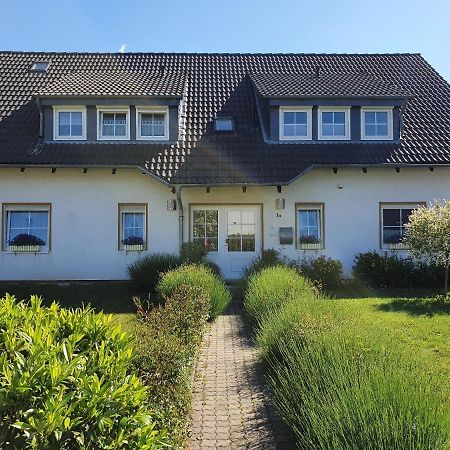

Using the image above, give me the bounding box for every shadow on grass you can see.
[377,296,450,317]
[0,281,148,314]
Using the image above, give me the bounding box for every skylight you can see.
[214,117,235,132]
[31,61,50,73]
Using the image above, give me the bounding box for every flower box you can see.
[299,242,322,250]
[123,244,144,252]
[10,245,41,253]
[387,243,407,250]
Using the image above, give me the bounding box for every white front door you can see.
[191,205,262,279]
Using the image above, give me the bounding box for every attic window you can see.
[31,61,50,73]
[215,117,235,132]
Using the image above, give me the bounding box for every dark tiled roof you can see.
[39,70,186,97]
[250,72,409,98]
[1,52,450,185]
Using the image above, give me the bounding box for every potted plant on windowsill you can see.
[8,234,45,253]
[385,234,407,250]
[299,235,321,250]
[122,236,144,252]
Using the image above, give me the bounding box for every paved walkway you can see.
[189,292,295,449]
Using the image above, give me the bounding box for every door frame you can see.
[188,202,265,253]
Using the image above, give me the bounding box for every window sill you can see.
[4,246,49,254]
[383,243,409,250]
[122,244,145,252]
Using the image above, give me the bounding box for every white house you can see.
[0,52,449,280]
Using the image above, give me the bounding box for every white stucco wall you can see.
[0,168,179,280]
[1,166,450,280]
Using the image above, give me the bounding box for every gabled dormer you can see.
[37,70,186,143]
[250,71,410,143]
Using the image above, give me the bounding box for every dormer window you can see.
[279,107,312,140]
[361,107,393,140]
[53,107,86,140]
[97,107,130,140]
[136,107,169,140]
[214,117,235,132]
[318,107,350,140]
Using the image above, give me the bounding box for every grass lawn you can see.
[0,281,147,333]
[331,291,450,389]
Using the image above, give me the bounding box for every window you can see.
[136,107,169,140]
[279,107,312,140]
[3,204,51,252]
[31,61,49,72]
[380,203,425,248]
[192,209,219,251]
[318,107,350,140]
[296,203,324,250]
[53,107,86,140]
[98,108,130,140]
[214,117,235,132]
[119,204,147,251]
[226,210,255,252]
[361,108,393,140]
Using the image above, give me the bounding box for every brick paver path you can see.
[189,292,295,449]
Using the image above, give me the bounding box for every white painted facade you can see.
[1,166,450,280]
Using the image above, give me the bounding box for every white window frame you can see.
[3,204,51,253]
[118,204,148,251]
[135,107,169,141]
[361,107,393,141]
[318,107,351,141]
[296,203,325,250]
[279,106,312,141]
[97,106,130,141]
[380,202,425,250]
[53,106,87,141]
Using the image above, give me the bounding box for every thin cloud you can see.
[119,44,127,53]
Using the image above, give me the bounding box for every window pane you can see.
[401,208,414,225]
[376,124,388,136]
[193,224,203,238]
[294,112,307,124]
[383,209,400,226]
[205,224,218,238]
[334,124,345,136]
[295,124,307,136]
[241,224,255,237]
[228,211,240,225]
[115,124,126,136]
[242,238,255,252]
[334,112,345,124]
[206,210,218,223]
[215,118,233,131]
[59,112,71,125]
[227,238,241,252]
[365,111,376,124]
[365,124,376,136]
[307,210,318,227]
[375,111,388,125]
[383,228,402,244]
[322,124,334,136]
[102,113,115,125]
[29,211,48,228]
[59,124,70,136]
[284,112,295,124]
[322,112,334,124]
[241,211,254,224]
[102,124,115,136]
[71,124,82,136]
[9,211,28,228]
[115,113,126,123]
[299,211,308,227]
[193,210,206,224]
[284,124,295,136]
[71,112,82,125]
[228,224,241,237]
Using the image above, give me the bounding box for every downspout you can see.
[176,186,184,252]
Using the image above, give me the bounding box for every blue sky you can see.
[2,0,450,81]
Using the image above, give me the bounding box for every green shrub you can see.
[157,264,231,320]
[128,253,180,292]
[268,329,448,450]
[244,266,315,328]
[133,284,209,447]
[243,249,285,283]
[353,251,443,289]
[0,294,166,450]
[179,241,207,264]
[297,256,344,292]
